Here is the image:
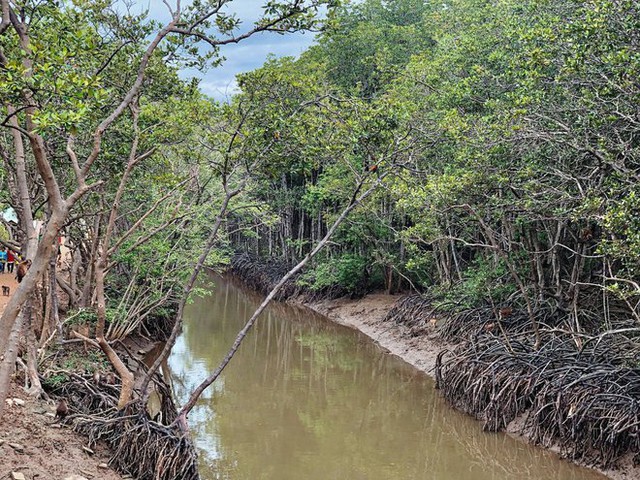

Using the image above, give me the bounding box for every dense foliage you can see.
[0,0,636,400]
[222,3,640,466]
[0,0,336,421]
[1,0,639,475]
[229,0,639,333]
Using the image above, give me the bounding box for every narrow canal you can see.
[168,275,606,480]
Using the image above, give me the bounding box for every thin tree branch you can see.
[173,170,388,426]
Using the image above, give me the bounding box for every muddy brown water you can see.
[168,275,606,480]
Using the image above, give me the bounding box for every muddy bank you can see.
[300,292,640,480]
[0,334,195,480]
[43,335,199,480]
[303,293,441,376]
[0,314,196,480]
[0,271,126,480]
[1,382,125,480]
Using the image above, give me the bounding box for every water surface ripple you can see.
[169,275,605,480]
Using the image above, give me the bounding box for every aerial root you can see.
[382,294,437,334]
[382,294,536,340]
[46,372,199,479]
[230,253,301,299]
[435,334,640,468]
[75,406,199,480]
[230,253,346,301]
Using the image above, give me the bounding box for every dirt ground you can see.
[0,271,18,315]
[0,271,124,480]
[303,292,640,480]
[0,384,124,480]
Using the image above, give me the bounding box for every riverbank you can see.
[0,272,125,480]
[301,292,640,480]
[304,293,441,376]
[1,382,124,480]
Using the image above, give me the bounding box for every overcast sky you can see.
[2,3,320,223]
[134,0,319,101]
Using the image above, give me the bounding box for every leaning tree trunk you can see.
[0,311,26,420]
[0,209,66,415]
[172,173,385,430]
[94,258,135,409]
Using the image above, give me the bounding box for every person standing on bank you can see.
[6,248,15,274]
[0,248,6,274]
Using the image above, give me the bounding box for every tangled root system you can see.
[229,253,348,301]
[435,333,640,468]
[383,294,438,335]
[75,405,199,480]
[230,253,301,300]
[47,373,199,479]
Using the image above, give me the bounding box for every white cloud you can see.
[198,31,316,101]
[198,78,241,102]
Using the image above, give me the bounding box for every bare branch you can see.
[173,170,389,425]
[94,40,133,77]
[169,3,314,48]
[80,20,177,178]
[66,135,84,188]
[66,180,104,206]
[107,178,190,256]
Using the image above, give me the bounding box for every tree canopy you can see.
[1,0,639,475]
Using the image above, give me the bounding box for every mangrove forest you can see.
[0,0,639,478]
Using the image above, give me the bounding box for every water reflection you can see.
[168,275,606,480]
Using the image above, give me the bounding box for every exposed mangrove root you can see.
[74,405,199,480]
[389,292,640,468]
[437,306,537,342]
[45,370,197,479]
[230,253,301,300]
[382,294,438,335]
[141,307,178,342]
[435,333,640,468]
[383,294,536,340]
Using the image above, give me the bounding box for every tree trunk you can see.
[7,105,38,258]
[25,301,43,397]
[0,210,65,416]
[0,311,26,419]
[0,211,64,355]
[81,215,101,307]
[40,252,60,346]
[173,175,384,428]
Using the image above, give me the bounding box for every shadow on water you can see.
[168,274,607,480]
